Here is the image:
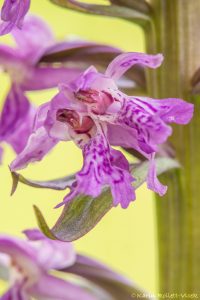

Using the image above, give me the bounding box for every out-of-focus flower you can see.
[0,229,97,300]
[0,0,30,35]
[10,52,194,208]
[0,229,144,300]
[0,15,84,163]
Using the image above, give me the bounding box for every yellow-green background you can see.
[0,0,157,294]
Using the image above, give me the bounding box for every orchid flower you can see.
[0,15,84,162]
[10,52,194,208]
[0,0,30,35]
[0,229,98,300]
[0,229,144,300]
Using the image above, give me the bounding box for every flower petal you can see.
[0,19,14,35]
[107,124,148,158]
[0,236,40,277]
[29,274,97,300]
[12,15,54,63]
[0,86,30,137]
[67,254,131,285]
[110,148,129,170]
[70,66,98,92]
[105,52,163,81]
[116,96,173,154]
[138,97,194,125]
[44,91,84,140]
[147,153,167,196]
[22,66,83,91]
[115,96,194,155]
[0,44,21,67]
[10,127,57,171]
[24,229,76,270]
[0,0,30,35]
[0,86,35,154]
[66,255,146,300]
[1,284,30,300]
[57,129,135,209]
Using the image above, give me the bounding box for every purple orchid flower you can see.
[0,15,83,163]
[10,52,194,208]
[0,0,30,35]
[0,229,98,300]
[0,229,144,300]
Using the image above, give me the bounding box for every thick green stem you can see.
[145,0,200,293]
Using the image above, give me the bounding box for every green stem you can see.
[145,0,200,293]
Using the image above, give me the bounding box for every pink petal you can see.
[1,284,30,300]
[107,123,149,158]
[105,52,163,81]
[0,0,30,35]
[0,86,35,154]
[138,96,194,125]
[30,274,97,300]
[12,15,54,63]
[116,96,173,154]
[24,229,76,270]
[10,127,57,171]
[70,66,98,92]
[0,44,22,66]
[58,130,135,209]
[0,236,39,277]
[147,153,167,196]
[22,66,83,91]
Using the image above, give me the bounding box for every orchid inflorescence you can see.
[0,0,195,299]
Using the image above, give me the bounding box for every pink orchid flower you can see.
[10,52,194,208]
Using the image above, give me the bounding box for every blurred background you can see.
[0,0,157,294]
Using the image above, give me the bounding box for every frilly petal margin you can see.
[55,131,135,209]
